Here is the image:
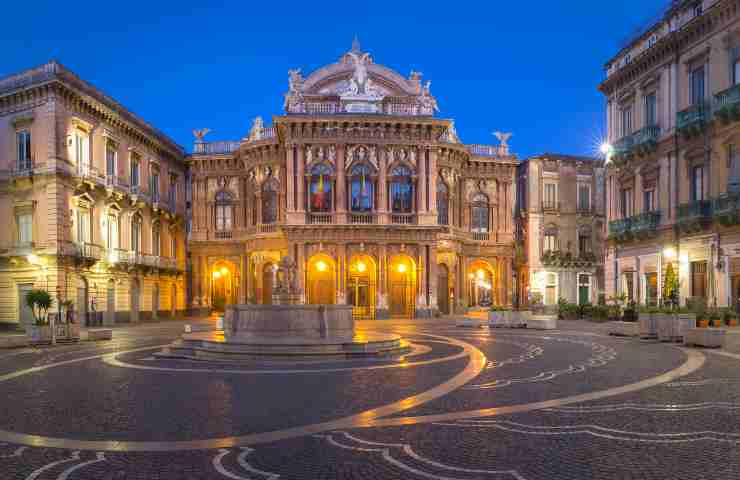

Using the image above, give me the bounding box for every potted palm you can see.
[709,309,723,328]
[724,309,738,327]
[25,289,53,344]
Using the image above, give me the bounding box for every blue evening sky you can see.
[2,0,668,159]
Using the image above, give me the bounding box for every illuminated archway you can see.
[348,254,377,320]
[212,260,237,311]
[467,259,496,308]
[307,254,336,305]
[388,254,417,318]
[437,263,451,315]
[261,262,275,305]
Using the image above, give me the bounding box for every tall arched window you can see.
[262,181,278,224]
[471,193,489,232]
[131,213,142,253]
[437,181,449,225]
[390,166,414,213]
[350,163,374,212]
[152,223,160,256]
[309,163,333,212]
[215,191,233,231]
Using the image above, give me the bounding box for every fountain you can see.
[159,256,410,360]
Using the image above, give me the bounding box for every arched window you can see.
[350,163,374,212]
[152,223,160,256]
[437,181,449,225]
[262,181,278,224]
[131,214,142,253]
[215,191,233,231]
[390,166,414,213]
[544,226,558,252]
[471,193,489,233]
[309,163,333,212]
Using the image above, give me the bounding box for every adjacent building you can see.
[188,41,519,319]
[517,154,605,307]
[0,61,188,327]
[601,0,740,307]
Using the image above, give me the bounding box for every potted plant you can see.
[25,289,53,344]
[709,309,723,328]
[724,309,738,327]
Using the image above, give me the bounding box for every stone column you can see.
[298,243,307,303]
[239,254,247,304]
[428,244,438,312]
[378,244,388,313]
[428,147,438,223]
[505,258,513,307]
[496,257,504,306]
[286,144,295,212]
[337,244,347,304]
[297,145,306,213]
[379,147,388,224]
[418,148,427,214]
[192,254,201,306]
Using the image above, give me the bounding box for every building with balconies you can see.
[0,61,187,327]
[601,0,740,307]
[517,154,605,307]
[188,40,519,318]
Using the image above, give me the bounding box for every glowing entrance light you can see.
[477,269,485,280]
[213,270,221,279]
[397,263,407,273]
[316,260,328,272]
[220,267,228,276]
[357,261,366,273]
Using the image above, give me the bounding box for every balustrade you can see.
[307,213,334,225]
[390,213,416,225]
[349,213,376,225]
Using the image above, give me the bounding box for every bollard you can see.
[184,324,192,333]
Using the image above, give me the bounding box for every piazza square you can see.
[1,0,740,478]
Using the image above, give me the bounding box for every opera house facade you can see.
[189,41,520,319]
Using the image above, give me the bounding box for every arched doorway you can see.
[437,264,450,315]
[212,261,236,311]
[348,255,376,320]
[261,263,274,305]
[130,278,140,323]
[468,260,495,307]
[389,255,416,318]
[307,254,336,305]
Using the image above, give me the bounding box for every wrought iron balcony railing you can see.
[609,218,631,238]
[715,83,740,123]
[713,192,740,225]
[630,210,661,236]
[677,103,709,133]
[676,199,713,232]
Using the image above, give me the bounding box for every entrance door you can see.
[262,264,273,305]
[348,276,375,320]
[17,283,34,328]
[130,279,140,323]
[437,265,450,315]
[105,280,115,326]
[731,275,740,309]
[645,273,658,307]
[389,282,413,318]
[171,284,177,317]
[578,274,590,305]
[77,281,88,326]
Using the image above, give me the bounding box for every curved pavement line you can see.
[0,334,485,451]
[102,341,465,374]
[367,347,705,428]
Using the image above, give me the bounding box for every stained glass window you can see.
[350,163,374,212]
[310,163,333,212]
[391,166,413,213]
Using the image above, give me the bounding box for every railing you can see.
[677,199,713,222]
[713,193,740,224]
[576,205,593,215]
[386,103,418,116]
[158,257,178,270]
[630,210,661,233]
[262,127,276,139]
[193,141,241,155]
[259,223,278,233]
[542,201,561,212]
[613,134,634,157]
[215,231,232,239]
[76,164,105,184]
[471,231,490,241]
[105,175,130,192]
[633,125,660,147]
[305,103,340,115]
[11,163,33,177]
[130,185,150,203]
[390,213,416,225]
[75,242,103,260]
[467,144,508,158]
[716,83,740,110]
[677,103,709,131]
[609,218,631,237]
[349,213,376,225]
[307,213,334,225]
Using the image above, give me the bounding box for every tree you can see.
[663,263,679,306]
[25,289,52,326]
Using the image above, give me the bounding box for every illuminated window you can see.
[471,193,489,232]
[390,166,413,213]
[17,213,32,244]
[350,163,374,212]
[310,163,333,213]
[16,130,31,171]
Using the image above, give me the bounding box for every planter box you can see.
[54,323,80,341]
[457,317,487,328]
[85,329,113,341]
[0,335,29,349]
[528,315,557,330]
[639,313,658,339]
[514,311,530,328]
[657,313,695,342]
[684,328,725,348]
[488,311,509,328]
[608,321,640,337]
[25,325,52,345]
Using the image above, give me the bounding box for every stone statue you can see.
[328,145,336,162]
[249,117,264,141]
[418,81,438,113]
[494,131,513,147]
[368,146,377,169]
[272,256,301,305]
[306,146,313,165]
[192,128,210,142]
[288,68,303,94]
[347,51,371,93]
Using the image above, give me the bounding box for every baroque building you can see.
[602,0,740,307]
[517,154,605,307]
[0,62,188,327]
[189,41,519,319]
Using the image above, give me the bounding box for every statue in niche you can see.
[328,145,336,162]
[368,146,377,169]
[409,148,416,165]
[305,146,313,165]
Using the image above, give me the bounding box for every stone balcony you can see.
[608,218,632,241]
[676,199,713,233]
[713,192,740,225]
[715,83,740,124]
[677,103,709,138]
[541,250,600,268]
[612,125,660,162]
[630,210,661,238]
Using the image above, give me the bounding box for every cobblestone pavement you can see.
[0,317,739,479]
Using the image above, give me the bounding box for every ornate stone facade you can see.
[190,42,519,318]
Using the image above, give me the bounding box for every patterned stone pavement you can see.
[0,317,738,479]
